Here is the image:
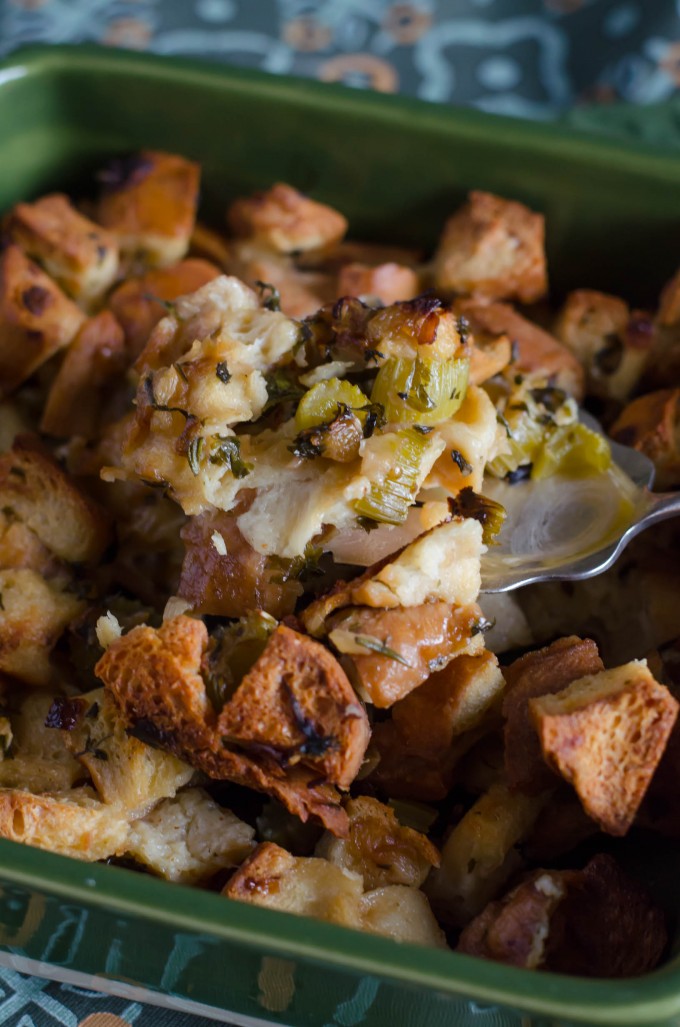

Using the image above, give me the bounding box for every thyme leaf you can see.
[354,635,410,666]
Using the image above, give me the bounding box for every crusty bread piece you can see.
[0,568,83,686]
[530,660,679,835]
[458,854,668,977]
[62,688,194,815]
[0,512,60,577]
[554,289,649,403]
[228,183,347,254]
[5,193,119,305]
[433,191,547,304]
[502,636,604,795]
[96,150,200,267]
[0,787,129,861]
[224,841,364,927]
[40,310,128,439]
[96,616,349,834]
[226,242,334,319]
[125,786,255,883]
[0,436,111,562]
[315,796,440,890]
[217,624,370,790]
[359,886,446,947]
[326,600,485,708]
[610,389,680,491]
[337,261,420,305]
[426,781,545,927]
[0,244,86,395]
[455,298,584,400]
[0,692,83,793]
[108,258,220,360]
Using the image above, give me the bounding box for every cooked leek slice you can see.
[204,611,278,711]
[354,427,432,525]
[487,412,545,478]
[370,356,469,426]
[449,487,507,545]
[532,422,611,480]
[295,378,369,431]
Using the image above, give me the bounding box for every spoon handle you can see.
[642,490,680,527]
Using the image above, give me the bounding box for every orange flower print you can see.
[318,54,398,94]
[283,16,332,53]
[102,18,152,50]
[383,4,432,45]
[78,1015,132,1027]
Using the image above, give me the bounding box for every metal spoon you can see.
[480,413,680,593]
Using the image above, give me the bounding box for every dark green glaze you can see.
[0,45,679,1027]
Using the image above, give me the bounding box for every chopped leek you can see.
[449,487,507,545]
[370,356,469,426]
[295,378,370,431]
[204,611,278,711]
[532,422,612,480]
[354,427,432,525]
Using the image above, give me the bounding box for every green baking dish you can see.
[0,43,679,1027]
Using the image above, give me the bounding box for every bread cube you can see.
[337,261,420,304]
[228,183,347,254]
[0,568,83,685]
[0,787,128,861]
[610,389,680,491]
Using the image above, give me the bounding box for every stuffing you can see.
[0,436,111,563]
[327,600,485,708]
[108,258,221,361]
[315,796,440,889]
[227,242,334,318]
[458,854,667,978]
[5,193,119,306]
[0,691,83,793]
[125,786,255,883]
[0,568,83,686]
[502,636,604,795]
[95,150,200,267]
[0,244,86,395]
[227,183,348,254]
[467,333,513,386]
[456,298,584,400]
[523,787,600,862]
[95,615,351,834]
[359,886,446,947]
[433,191,547,304]
[530,660,679,835]
[40,311,128,439]
[0,512,60,578]
[60,688,194,815]
[425,782,546,927]
[554,289,650,403]
[336,262,420,305]
[610,389,680,490]
[0,787,129,861]
[426,385,500,494]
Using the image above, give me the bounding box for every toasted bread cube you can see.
[610,389,680,491]
[224,841,364,928]
[6,193,119,305]
[0,787,128,861]
[530,660,679,835]
[554,289,649,403]
[217,624,370,790]
[0,244,86,395]
[337,262,420,305]
[327,601,485,708]
[433,191,547,304]
[315,796,440,890]
[62,689,194,815]
[0,511,60,577]
[425,782,545,926]
[0,568,83,686]
[0,692,83,792]
[96,151,200,267]
[0,437,111,562]
[503,636,604,795]
[40,310,128,439]
[108,258,220,360]
[228,183,347,254]
[456,299,584,399]
[360,886,446,947]
[126,787,255,883]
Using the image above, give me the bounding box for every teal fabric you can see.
[0,2,679,1025]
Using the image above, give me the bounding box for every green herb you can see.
[471,616,496,636]
[143,376,189,417]
[357,401,386,439]
[529,386,567,414]
[270,543,323,584]
[174,362,188,383]
[216,361,232,384]
[496,411,513,438]
[209,436,253,478]
[187,436,204,476]
[451,449,473,476]
[448,487,506,545]
[288,428,325,460]
[283,682,338,758]
[457,315,470,345]
[354,635,410,666]
[412,424,434,435]
[254,280,282,312]
[364,347,385,363]
[141,293,176,313]
[263,369,304,412]
[357,515,380,533]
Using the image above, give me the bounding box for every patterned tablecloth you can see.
[0,1,679,1025]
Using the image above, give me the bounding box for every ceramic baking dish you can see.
[0,44,679,1027]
